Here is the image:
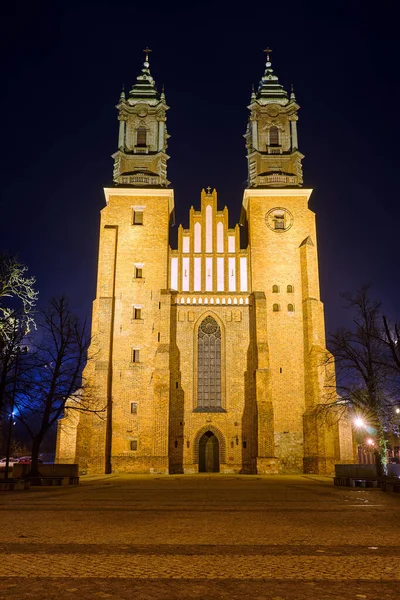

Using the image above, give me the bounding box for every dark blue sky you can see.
[1,0,399,333]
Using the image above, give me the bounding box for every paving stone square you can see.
[0,474,399,599]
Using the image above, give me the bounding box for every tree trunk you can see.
[376,423,388,477]
[28,436,43,478]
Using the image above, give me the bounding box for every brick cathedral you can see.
[56,50,354,474]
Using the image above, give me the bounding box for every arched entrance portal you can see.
[198,431,220,473]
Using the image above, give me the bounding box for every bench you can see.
[334,477,378,488]
[379,477,400,493]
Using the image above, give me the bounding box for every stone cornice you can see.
[104,187,174,214]
[242,188,313,211]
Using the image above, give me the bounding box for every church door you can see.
[198,431,220,473]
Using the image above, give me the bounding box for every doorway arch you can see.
[198,431,220,473]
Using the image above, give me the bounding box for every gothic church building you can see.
[56,51,354,474]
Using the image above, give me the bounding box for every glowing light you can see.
[395,408,400,415]
[354,417,366,428]
[366,438,374,446]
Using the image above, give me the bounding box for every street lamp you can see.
[354,417,366,428]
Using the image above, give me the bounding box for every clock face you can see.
[265,207,294,232]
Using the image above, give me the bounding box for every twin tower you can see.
[56,51,354,474]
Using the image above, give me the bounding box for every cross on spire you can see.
[143,47,152,62]
[206,186,212,194]
[263,47,272,62]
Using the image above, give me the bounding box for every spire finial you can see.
[206,186,212,195]
[290,84,296,101]
[120,84,125,101]
[263,47,273,63]
[143,47,152,62]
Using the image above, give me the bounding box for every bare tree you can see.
[382,316,400,374]
[0,253,38,413]
[14,296,96,477]
[326,286,398,475]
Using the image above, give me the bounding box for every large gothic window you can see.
[197,316,222,411]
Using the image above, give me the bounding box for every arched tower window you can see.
[269,126,279,146]
[288,304,294,312]
[272,285,279,293]
[197,316,221,410]
[136,127,147,147]
[273,303,280,312]
[287,284,293,293]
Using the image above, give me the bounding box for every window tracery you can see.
[197,316,221,410]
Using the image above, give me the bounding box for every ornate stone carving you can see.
[266,105,280,117]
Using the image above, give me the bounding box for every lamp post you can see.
[4,346,27,481]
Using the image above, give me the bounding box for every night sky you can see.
[1,0,399,335]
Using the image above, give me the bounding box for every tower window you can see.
[135,267,143,279]
[134,307,142,320]
[136,127,147,147]
[130,440,138,451]
[273,213,285,230]
[197,316,222,410]
[272,285,279,293]
[269,126,279,146]
[132,348,140,363]
[288,304,294,312]
[287,285,294,293]
[130,402,137,414]
[273,303,280,312]
[133,210,143,225]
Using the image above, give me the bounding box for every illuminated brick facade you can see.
[56,52,354,475]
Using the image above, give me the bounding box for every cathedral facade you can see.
[56,51,354,475]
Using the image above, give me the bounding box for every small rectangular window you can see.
[135,267,143,279]
[134,307,142,320]
[133,210,143,225]
[130,440,138,451]
[136,127,147,147]
[130,402,137,414]
[132,348,140,363]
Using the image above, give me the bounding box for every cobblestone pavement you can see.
[0,474,399,599]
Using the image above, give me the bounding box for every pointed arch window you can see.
[197,316,222,411]
[269,126,279,146]
[136,127,147,147]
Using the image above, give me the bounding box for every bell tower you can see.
[112,48,170,187]
[242,50,352,475]
[245,48,303,188]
